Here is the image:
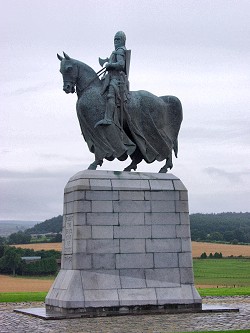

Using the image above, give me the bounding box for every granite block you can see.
[152,225,176,238]
[154,253,178,268]
[86,190,118,201]
[149,180,174,190]
[81,270,121,290]
[180,213,190,225]
[73,226,91,240]
[86,213,119,225]
[92,254,116,269]
[176,224,191,238]
[73,213,86,226]
[92,200,113,212]
[92,226,114,239]
[191,285,202,303]
[146,239,181,253]
[73,190,85,201]
[90,178,112,190]
[175,200,189,213]
[73,200,91,213]
[60,270,75,290]
[72,253,92,269]
[119,190,144,200]
[178,252,193,268]
[180,267,195,284]
[87,239,119,253]
[118,212,144,225]
[113,200,150,212]
[65,178,90,192]
[59,270,85,308]
[179,191,188,201]
[61,255,73,270]
[72,239,87,253]
[145,213,180,225]
[64,191,74,203]
[181,238,192,252]
[145,268,180,287]
[50,270,67,290]
[156,285,194,304]
[66,201,74,214]
[118,288,157,306]
[120,239,146,253]
[151,201,175,213]
[119,269,146,288]
[84,289,119,307]
[145,191,179,201]
[111,179,150,190]
[116,253,153,269]
[114,226,151,239]
[173,179,187,191]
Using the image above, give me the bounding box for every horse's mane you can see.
[74,58,98,79]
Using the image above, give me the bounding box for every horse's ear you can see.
[57,53,63,61]
[63,52,71,60]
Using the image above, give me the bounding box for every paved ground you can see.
[0,296,249,333]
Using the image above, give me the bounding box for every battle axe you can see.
[99,57,109,67]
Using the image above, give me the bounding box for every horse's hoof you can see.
[88,165,97,170]
[159,167,168,173]
[88,163,97,170]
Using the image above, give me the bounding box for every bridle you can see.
[67,65,107,95]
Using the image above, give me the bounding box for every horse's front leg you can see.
[88,159,103,170]
[124,150,142,172]
[159,152,173,173]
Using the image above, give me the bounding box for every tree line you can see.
[190,212,250,244]
[0,245,60,276]
[0,212,249,246]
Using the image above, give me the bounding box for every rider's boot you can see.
[94,99,115,127]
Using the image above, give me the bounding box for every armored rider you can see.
[95,31,130,127]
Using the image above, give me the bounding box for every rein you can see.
[76,67,107,95]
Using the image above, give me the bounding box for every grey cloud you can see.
[3,82,52,96]
[0,168,71,180]
[203,167,250,183]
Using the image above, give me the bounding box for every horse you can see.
[57,52,183,173]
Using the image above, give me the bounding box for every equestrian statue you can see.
[57,31,183,173]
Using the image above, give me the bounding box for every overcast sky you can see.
[1,0,250,221]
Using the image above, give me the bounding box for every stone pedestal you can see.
[45,170,201,316]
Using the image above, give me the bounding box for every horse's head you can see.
[57,52,78,94]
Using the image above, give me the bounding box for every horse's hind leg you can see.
[88,159,103,170]
[159,152,173,173]
[124,150,143,172]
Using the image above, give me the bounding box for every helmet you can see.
[114,31,126,43]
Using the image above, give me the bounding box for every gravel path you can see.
[0,296,249,333]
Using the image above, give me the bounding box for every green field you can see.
[0,259,250,303]
[193,259,250,287]
[0,286,249,303]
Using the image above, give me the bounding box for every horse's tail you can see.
[160,95,183,157]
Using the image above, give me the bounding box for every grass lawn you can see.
[0,292,47,302]
[197,286,250,297]
[193,259,250,287]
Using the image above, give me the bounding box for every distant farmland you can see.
[12,241,250,257]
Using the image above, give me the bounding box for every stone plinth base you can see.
[45,170,202,315]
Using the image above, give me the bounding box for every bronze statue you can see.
[57,32,183,173]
